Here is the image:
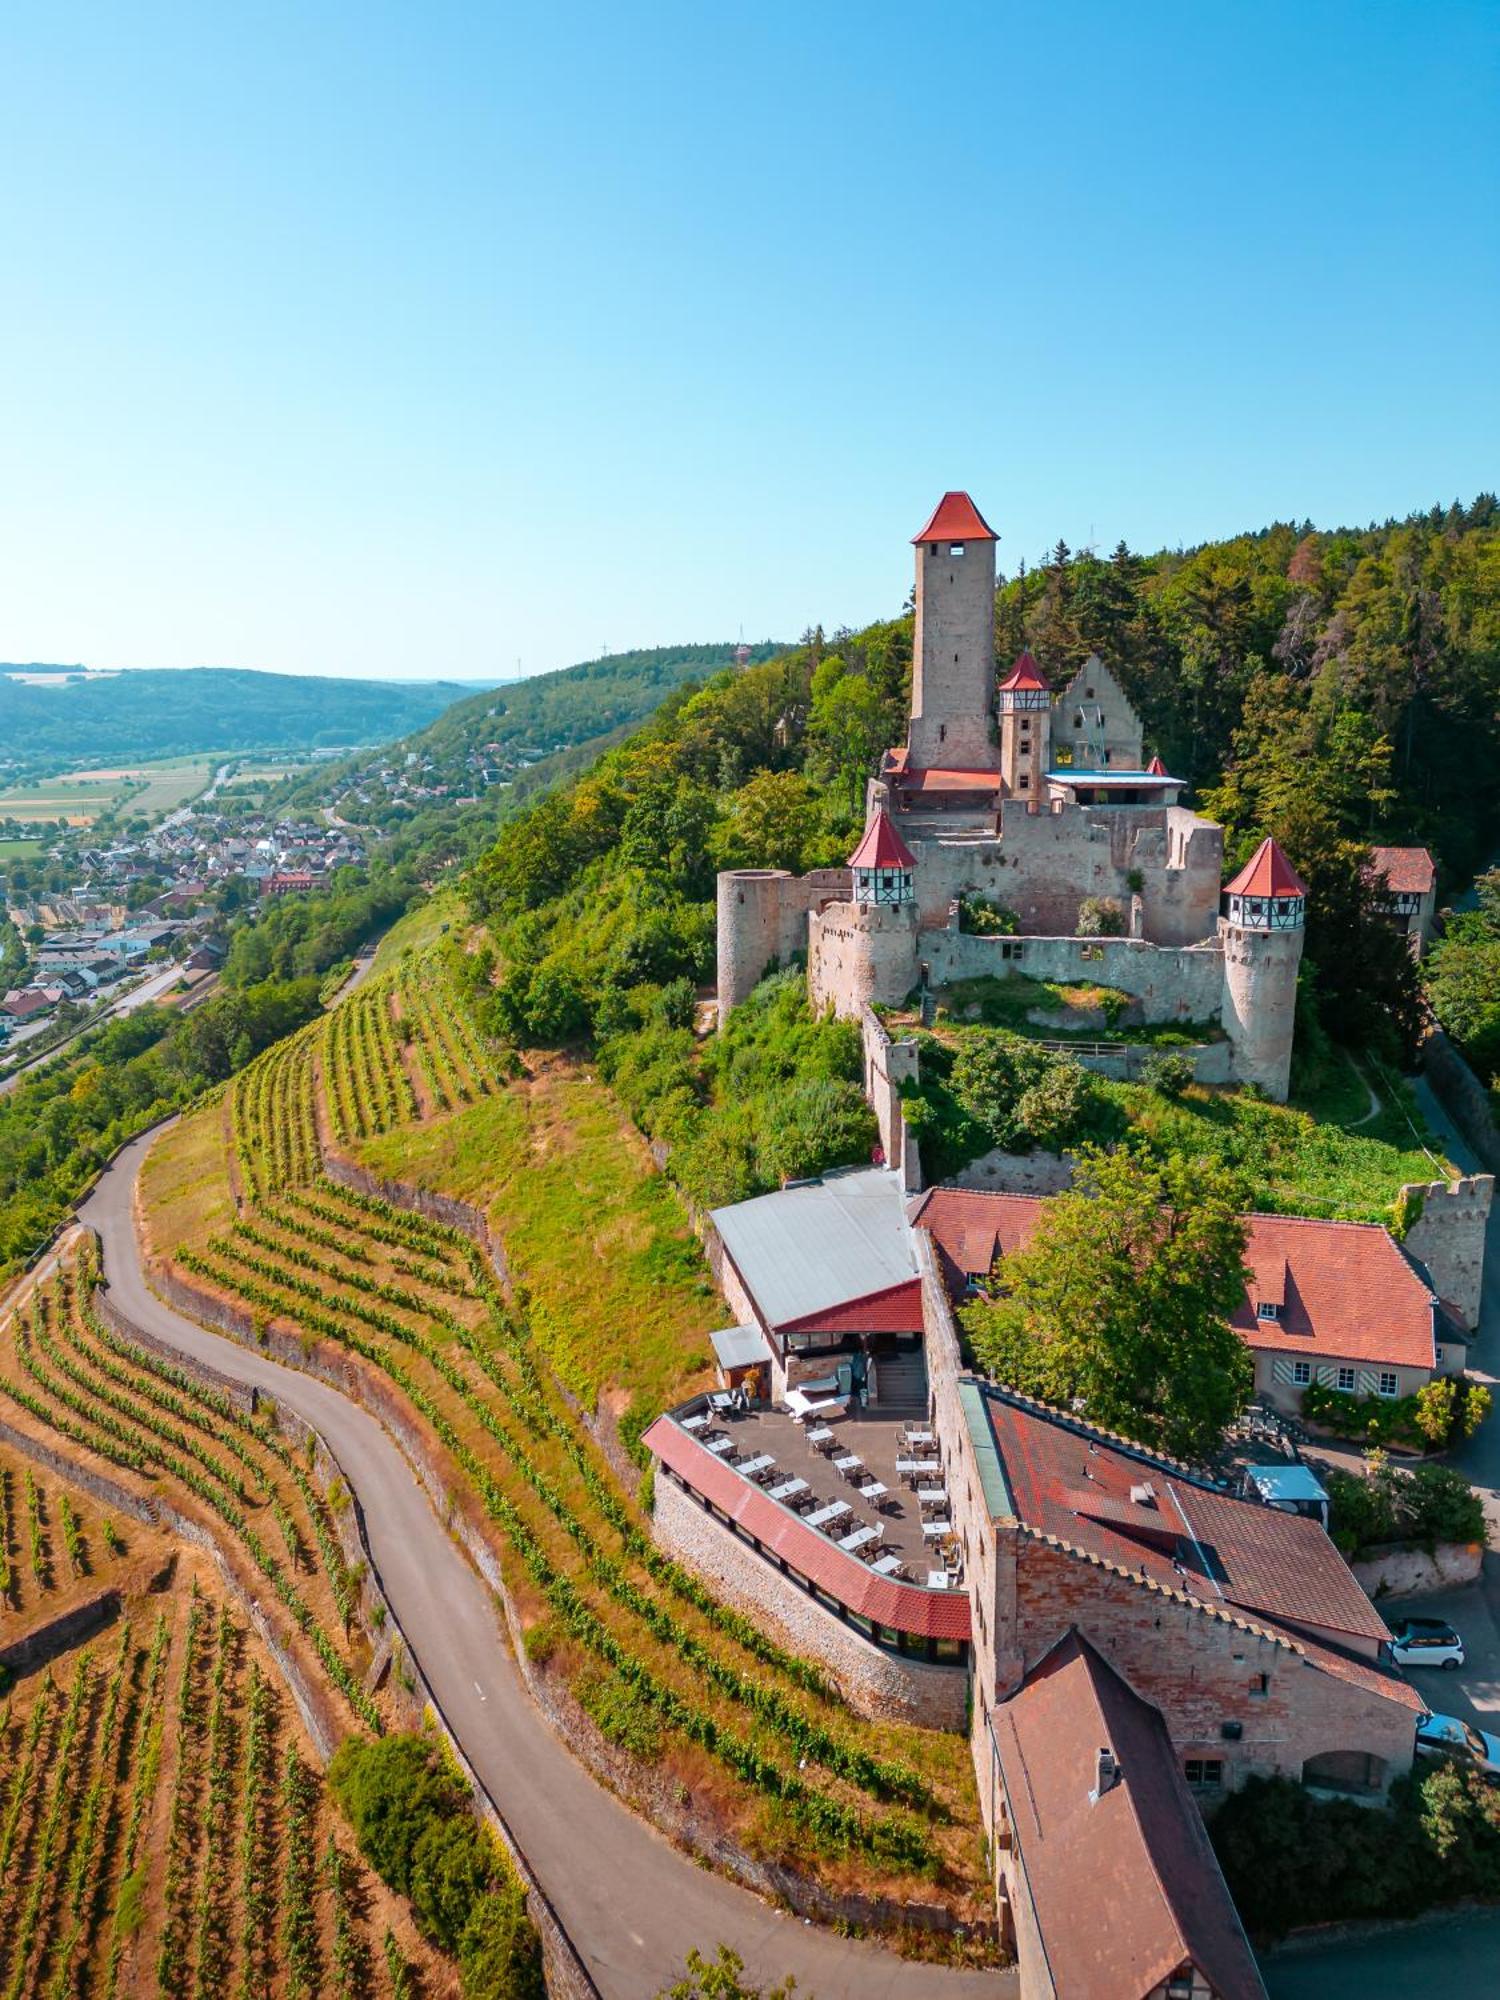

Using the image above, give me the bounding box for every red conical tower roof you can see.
[1224,837,1307,899]
[1146,753,1168,776]
[847,808,917,871]
[912,491,997,544]
[999,651,1049,693]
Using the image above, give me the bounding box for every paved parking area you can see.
[1378,1574,1500,1729]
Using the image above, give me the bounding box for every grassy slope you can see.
[354,1064,719,1416]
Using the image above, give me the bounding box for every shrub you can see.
[957,895,1018,936]
[459,1879,545,2000]
[411,1815,497,1953]
[1076,896,1125,937]
[1325,1455,1487,1558]
[328,1734,469,1897]
[1140,1050,1194,1099]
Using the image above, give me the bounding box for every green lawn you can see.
[371,888,466,972]
[0,755,215,824]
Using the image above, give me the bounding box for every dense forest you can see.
[0,666,475,768]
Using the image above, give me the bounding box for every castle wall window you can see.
[1184,1759,1224,1790]
[949,543,965,555]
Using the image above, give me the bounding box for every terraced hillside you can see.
[140,950,994,1939]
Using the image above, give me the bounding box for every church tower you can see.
[997,651,1051,801]
[1218,837,1305,1102]
[907,491,999,772]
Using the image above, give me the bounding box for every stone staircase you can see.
[871,1345,928,1417]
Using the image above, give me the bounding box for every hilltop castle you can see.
[717,491,1306,1099]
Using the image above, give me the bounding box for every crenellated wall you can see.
[1399,1174,1495,1330]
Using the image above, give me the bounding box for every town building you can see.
[717,493,1306,1100]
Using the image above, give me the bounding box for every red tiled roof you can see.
[998,651,1048,692]
[1367,845,1437,896]
[1223,837,1306,899]
[909,1188,1043,1293]
[992,1633,1267,2000]
[977,1387,1396,1652]
[1233,1214,1436,1371]
[846,809,916,872]
[777,1277,925,1337]
[912,491,997,543]
[643,1417,971,1641]
[1146,753,1168,776]
[890,766,1002,795]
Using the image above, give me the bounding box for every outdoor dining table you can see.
[805,1427,836,1450]
[682,1412,711,1432]
[871,1554,905,1578]
[767,1476,808,1503]
[805,1500,851,1530]
[895,1458,941,1484]
[708,1390,736,1413]
[738,1454,775,1478]
[916,1486,949,1508]
[838,1524,881,1554]
[921,1517,953,1540]
[858,1480,888,1503]
[926,1569,952,1589]
[704,1435,735,1457]
[832,1453,863,1474]
[904,1429,935,1447]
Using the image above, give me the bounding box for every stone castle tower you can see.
[907,492,999,771]
[997,651,1051,800]
[807,810,920,1017]
[1217,837,1306,1097]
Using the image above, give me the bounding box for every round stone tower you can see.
[1217,837,1306,1102]
[717,869,795,1015]
[998,650,1052,801]
[808,810,921,1019]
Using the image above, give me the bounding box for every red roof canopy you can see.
[847,808,916,871]
[643,1417,970,1641]
[1224,837,1306,899]
[1146,753,1168,776]
[912,491,997,544]
[999,651,1048,692]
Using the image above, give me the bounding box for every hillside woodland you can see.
[0,667,474,770]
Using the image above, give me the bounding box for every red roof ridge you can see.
[1224,836,1307,899]
[978,1378,1217,1485]
[846,807,917,872]
[912,491,998,544]
[999,651,1049,692]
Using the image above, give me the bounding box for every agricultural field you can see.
[0,756,216,826]
[0,1451,134,1617]
[142,971,993,1927]
[0,1565,448,1998]
[0,1279,460,1996]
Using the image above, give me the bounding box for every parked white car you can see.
[1415,1712,1500,1777]
[1388,1617,1465,1670]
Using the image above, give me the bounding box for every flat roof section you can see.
[710,1167,917,1332]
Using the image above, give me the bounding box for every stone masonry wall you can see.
[1012,1537,1416,1790]
[807,901,919,1018]
[716,866,850,1015]
[858,1007,921,1191]
[652,1470,968,1729]
[923,929,1226,1021]
[1399,1174,1495,1330]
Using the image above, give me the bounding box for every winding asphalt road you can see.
[79,1130,1009,2000]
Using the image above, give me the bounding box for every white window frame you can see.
[1378,1371,1399,1399]
[1337,1366,1357,1392]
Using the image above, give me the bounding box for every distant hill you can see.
[270,642,782,845]
[0,666,480,769]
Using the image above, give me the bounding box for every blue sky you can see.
[0,1,1495,680]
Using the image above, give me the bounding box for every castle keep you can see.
[717,490,1306,1099]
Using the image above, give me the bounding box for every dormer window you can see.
[1256,1301,1280,1322]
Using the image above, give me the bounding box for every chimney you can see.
[1130,1481,1157,1508]
[1091,1747,1121,1802]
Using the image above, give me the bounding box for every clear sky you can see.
[1,1,1495,680]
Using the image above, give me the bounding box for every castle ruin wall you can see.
[1399,1174,1495,1331]
[716,866,850,1014]
[922,930,1226,1023]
